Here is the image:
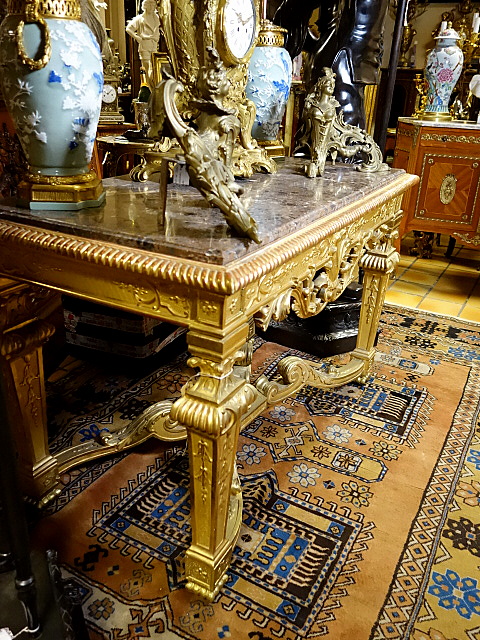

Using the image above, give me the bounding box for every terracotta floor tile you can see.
[456,243,480,256]
[428,287,472,304]
[397,262,415,272]
[417,298,463,317]
[415,262,452,277]
[469,280,480,293]
[455,247,480,260]
[445,260,480,274]
[392,266,408,282]
[430,274,478,294]
[386,232,480,316]
[466,290,480,308]
[399,254,416,266]
[410,266,447,279]
[399,238,415,249]
[458,305,480,322]
[388,280,430,296]
[384,290,423,308]
[397,269,438,286]
[417,252,449,263]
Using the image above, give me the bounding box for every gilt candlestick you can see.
[399,23,416,67]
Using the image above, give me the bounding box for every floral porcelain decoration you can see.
[0,19,103,176]
[246,21,292,143]
[424,23,463,116]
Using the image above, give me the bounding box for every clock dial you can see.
[219,0,257,64]
[102,84,117,104]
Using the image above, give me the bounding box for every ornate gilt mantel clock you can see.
[99,54,125,125]
[157,0,276,176]
[217,0,257,65]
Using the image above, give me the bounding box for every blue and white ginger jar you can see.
[246,21,292,142]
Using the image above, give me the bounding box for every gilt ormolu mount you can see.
[150,48,260,242]
[302,68,389,178]
[156,0,276,178]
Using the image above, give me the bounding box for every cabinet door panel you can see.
[413,153,480,231]
[393,148,410,171]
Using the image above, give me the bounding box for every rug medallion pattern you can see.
[32,307,480,640]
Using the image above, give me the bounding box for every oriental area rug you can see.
[32,306,480,640]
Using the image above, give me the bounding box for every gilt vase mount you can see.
[0,0,105,209]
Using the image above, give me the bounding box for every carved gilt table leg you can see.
[255,211,402,402]
[350,235,400,382]
[169,321,256,601]
[0,281,60,505]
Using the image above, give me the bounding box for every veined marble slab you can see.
[398,117,480,129]
[0,158,406,265]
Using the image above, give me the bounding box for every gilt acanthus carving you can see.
[151,62,260,242]
[171,352,255,438]
[0,320,55,358]
[254,203,402,331]
[0,283,58,331]
[113,280,191,317]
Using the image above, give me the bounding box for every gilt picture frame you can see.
[152,52,173,88]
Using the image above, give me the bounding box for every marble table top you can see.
[0,158,407,265]
[398,117,480,130]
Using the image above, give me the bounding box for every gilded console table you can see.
[0,159,417,600]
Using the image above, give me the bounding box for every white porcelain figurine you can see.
[125,0,160,87]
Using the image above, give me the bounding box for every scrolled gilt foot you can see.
[129,154,163,183]
[35,485,63,508]
[129,159,150,183]
[185,573,229,602]
[232,146,278,178]
[256,354,366,404]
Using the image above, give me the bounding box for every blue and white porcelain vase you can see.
[246,19,292,154]
[0,0,105,209]
[423,22,463,121]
